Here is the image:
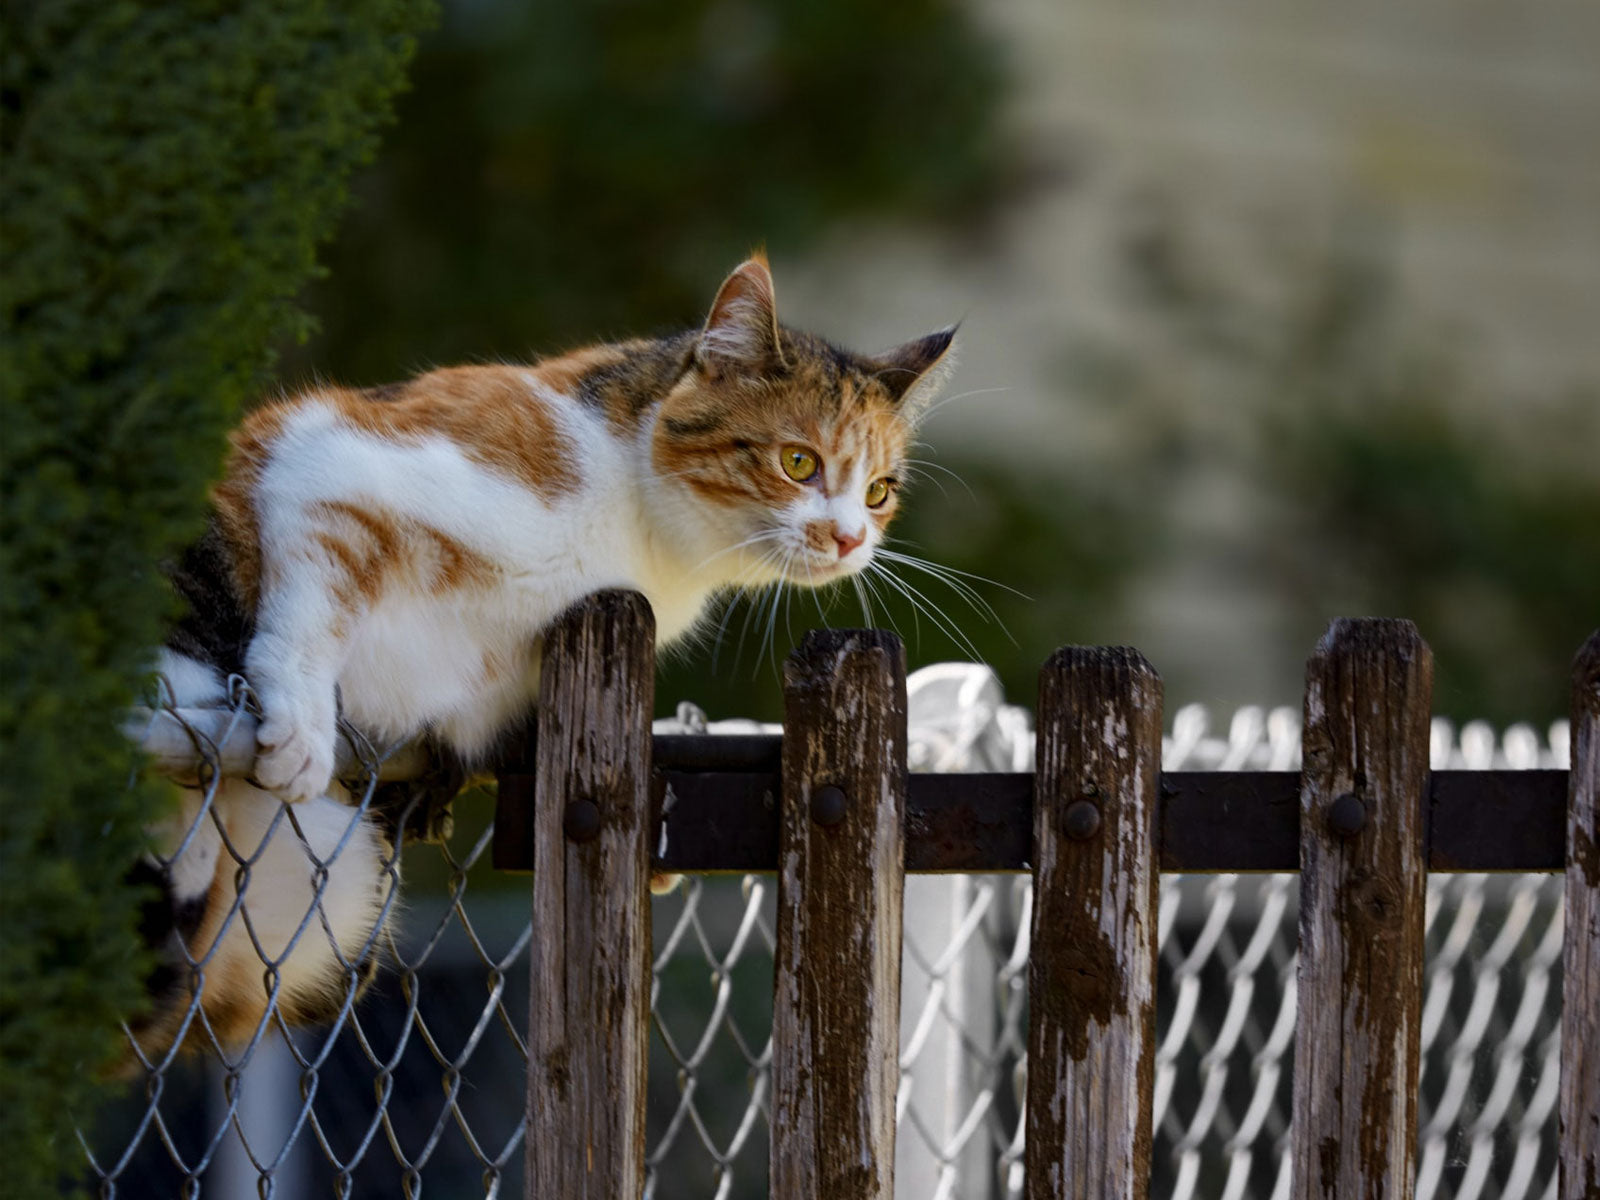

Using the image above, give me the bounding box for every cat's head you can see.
[653,255,955,588]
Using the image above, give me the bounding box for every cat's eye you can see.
[865,478,893,508]
[780,446,819,483]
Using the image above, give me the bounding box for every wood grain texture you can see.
[525,591,654,1200]
[771,629,907,1200]
[1292,618,1433,1200]
[1025,646,1162,1200]
[1560,630,1600,1200]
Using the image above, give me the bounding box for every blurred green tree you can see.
[0,2,430,1191]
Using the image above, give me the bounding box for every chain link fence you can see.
[87,665,1569,1198]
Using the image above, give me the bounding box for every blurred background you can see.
[80,5,1597,1198]
[281,0,1600,728]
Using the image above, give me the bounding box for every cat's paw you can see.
[255,701,338,803]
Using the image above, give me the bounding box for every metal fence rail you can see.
[86,634,1584,1198]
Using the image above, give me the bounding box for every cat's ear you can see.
[872,326,958,414]
[697,255,784,379]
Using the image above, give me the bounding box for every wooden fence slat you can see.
[1292,618,1433,1200]
[1560,629,1600,1198]
[771,629,907,1200]
[1025,647,1163,1200]
[525,592,655,1200]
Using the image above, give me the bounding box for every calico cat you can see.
[136,254,954,1061]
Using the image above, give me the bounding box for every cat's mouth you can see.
[782,551,862,585]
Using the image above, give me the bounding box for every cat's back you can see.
[210,355,671,600]
[224,360,617,506]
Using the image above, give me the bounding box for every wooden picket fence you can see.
[490,591,1598,1200]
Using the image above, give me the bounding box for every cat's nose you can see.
[833,526,865,559]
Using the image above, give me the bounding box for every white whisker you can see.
[900,458,974,501]
[864,561,987,662]
[879,545,1031,600]
[914,385,1011,423]
[850,573,875,630]
[856,566,906,642]
[689,528,785,575]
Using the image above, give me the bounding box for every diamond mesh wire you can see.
[86,667,1570,1198]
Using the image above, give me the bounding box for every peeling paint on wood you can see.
[1025,646,1162,1200]
[771,629,907,1200]
[1291,619,1432,1200]
[1559,630,1600,1199]
[525,591,654,1200]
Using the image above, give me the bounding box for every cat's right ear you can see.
[696,256,784,380]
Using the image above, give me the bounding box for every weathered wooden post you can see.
[1560,630,1600,1198]
[1025,647,1163,1199]
[771,629,907,1200]
[524,591,655,1200]
[1292,618,1432,1199]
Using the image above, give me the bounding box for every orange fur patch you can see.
[422,524,498,594]
[306,500,497,617]
[334,367,581,500]
[310,500,401,609]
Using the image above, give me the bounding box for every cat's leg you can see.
[247,545,359,802]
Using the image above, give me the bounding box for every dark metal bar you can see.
[640,765,1567,874]
[499,729,1567,873]
[1429,769,1568,872]
[653,733,782,773]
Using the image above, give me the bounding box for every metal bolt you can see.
[1064,798,1102,841]
[563,798,601,843]
[1327,792,1367,839]
[811,785,847,827]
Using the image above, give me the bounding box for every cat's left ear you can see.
[697,255,784,380]
[872,326,958,415]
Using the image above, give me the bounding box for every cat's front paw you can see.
[255,701,338,803]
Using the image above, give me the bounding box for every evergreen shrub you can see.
[0,2,432,1190]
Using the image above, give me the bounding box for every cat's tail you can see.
[125,776,396,1069]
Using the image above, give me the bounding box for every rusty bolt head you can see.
[1064,798,1102,840]
[811,785,848,827]
[563,798,601,843]
[1327,792,1367,839]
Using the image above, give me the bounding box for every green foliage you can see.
[292,0,1009,383]
[0,1,431,1190]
